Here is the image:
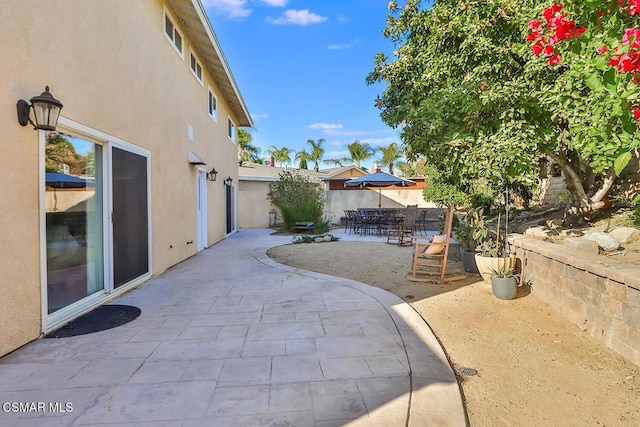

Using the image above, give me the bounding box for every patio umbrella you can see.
[45,172,88,188]
[344,171,416,208]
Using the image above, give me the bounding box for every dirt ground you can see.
[267,241,640,427]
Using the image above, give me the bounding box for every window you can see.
[227,118,236,143]
[208,89,218,122]
[190,52,203,83]
[164,10,183,58]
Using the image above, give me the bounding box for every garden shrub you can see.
[267,170,329,233]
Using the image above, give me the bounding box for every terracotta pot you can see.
[474,254,516,284]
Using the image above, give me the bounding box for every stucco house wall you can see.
[0,0,250,356]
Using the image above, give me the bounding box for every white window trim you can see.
[190,50,204,85]
[208,88,218,123]
[227,118,236,143]
[164,7,184,60]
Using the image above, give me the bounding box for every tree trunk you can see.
[548,152,590,208]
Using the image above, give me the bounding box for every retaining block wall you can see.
[510,235,640,367]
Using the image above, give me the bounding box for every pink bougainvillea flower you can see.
[532,41,545,56]
[542,3,563,23]
[632,105,640,123]
[543,44,555,57]
[596,44,608,54]
[388,1,395,10]
[629,0,640,15]
[548,54,562,65]
[479,82,488,90]
[622,28,640,48]
[527,30,542,41]
[375,98,383,107]
[528,19,542,30]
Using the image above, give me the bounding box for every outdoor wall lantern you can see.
[207,167,218,182]
[17,86,63,131]
[224,176,233,186]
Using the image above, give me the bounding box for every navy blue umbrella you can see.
[344,171,416,208]
[45,172,88,188]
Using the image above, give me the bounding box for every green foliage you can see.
[267,171,328,233]
[369,0,640,209]
[45,134,86,174]
[266,145,293,167]
[378,142,404,174]
[421,164,469,207]
[347,141,376,167]
[489,265,518,278]
[470,193,494,213]
[307,139,325,172]
[454,207,489,251]
[238,129,262,163]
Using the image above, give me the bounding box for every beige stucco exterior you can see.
[0,0,250,356]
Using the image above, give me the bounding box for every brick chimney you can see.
[371,161,381,173]
[269,155,275,167]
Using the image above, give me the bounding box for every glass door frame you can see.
[40,117,152,333]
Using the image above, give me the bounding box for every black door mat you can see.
[45,304,141,338]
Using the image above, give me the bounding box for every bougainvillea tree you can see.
[368,0,640,214]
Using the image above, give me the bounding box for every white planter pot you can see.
[474,254,516,284]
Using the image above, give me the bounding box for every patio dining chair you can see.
[387,205,418,245]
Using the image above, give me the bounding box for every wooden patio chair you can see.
[387,205,419,245]
[408,205,465,283]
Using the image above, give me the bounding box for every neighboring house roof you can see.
[239,163,366,182]
[168,0,252,127]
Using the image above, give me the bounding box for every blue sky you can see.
[202,0,399,170]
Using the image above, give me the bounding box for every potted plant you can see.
[454,207,488,273]
[474,211,516,283]
[488,265,519,300]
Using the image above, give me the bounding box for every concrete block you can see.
[629,287,640,309]
[564,237,599,255]
[603,295,625,320]
[605,280,629,303]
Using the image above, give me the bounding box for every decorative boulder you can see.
[607,227,640,244]
[582,231,620,251]
[314,237,324,243]
[525,226,550,238]
[323,235,332,242]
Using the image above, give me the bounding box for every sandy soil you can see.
[267,241,640,427]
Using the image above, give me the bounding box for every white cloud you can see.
[267,9,328,25]
[360,137,395,147]
[259,0,287,6]
[308,123,343,130]
[202,0,252,19]
[323,129,369,137]
[252,113,269,119]
[327,38,362,50]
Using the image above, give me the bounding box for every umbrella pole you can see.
[378,186,382,210]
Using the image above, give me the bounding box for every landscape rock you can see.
[582,231,620,251]
[314,237,324,243]
[564,237,599,255]
[608,227,640,244]
[525,226,550,238]
[323,235,332,242]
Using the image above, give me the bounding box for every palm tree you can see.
[347,140,376,168]
[323,158,346,167]
[307,138,325,172]
[238,129,262,163]
[378,142,404,175]
[295,149,310,169]
[266,145,293,167]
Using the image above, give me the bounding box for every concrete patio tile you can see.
[325,302,358,311]
[128,326,185,342]
[210,296,242,306]
[185,411,314,427]
[216,325,248,338]
[150,338,244,360]
[260,313,295,323]
[176,325,222,340]
[263,301,327,314]
[1,360,90,391]
[155,303,212,316]
[188,312,262,327]
[241,340,286,357]
[272,355,323,383]
[0,417,78,427]
[181,359,224,381]
[65,358,144,387]
[323,324,365,337]
[295,312,320,322]
[269,383,313,413]
[246,322,325,341]
[364,355,410,376]
[320,356,375,380]
[217,357,272,386]
[74,381,216,424]
[128,360,189,384]
[205,385,270,416]
[207,303,264,314]
[68,342,159,361]
[0,387,105,422]
[310,380,368,422]
[161,315,195,329]
[361,322,398,336]
[285,338,316,355]
[355,376,410,418]
[315,336,405,359]
[319,310,395,327]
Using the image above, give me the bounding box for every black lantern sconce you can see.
[207,167,218,182]
[224,176,233,186]
[17,86,63,131]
